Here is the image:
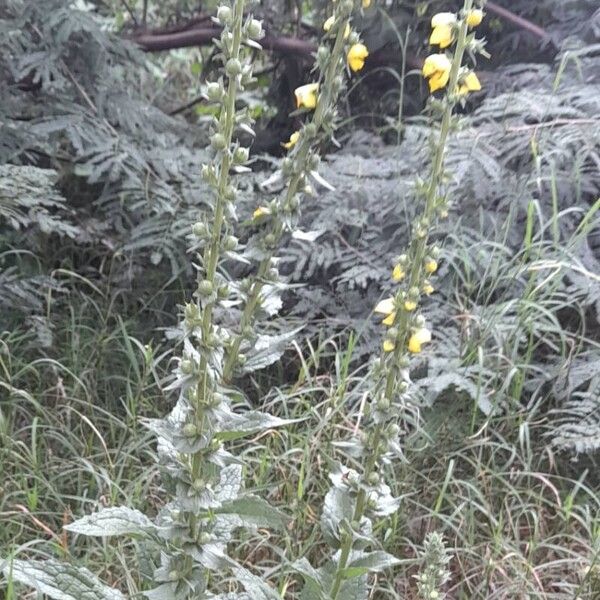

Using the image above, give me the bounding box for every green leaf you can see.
[341,551,401,579]
[64,506,155,537]
[3,559,126,599]
[321,487,354,545]
[216,410,301,441]
[243,328,302,372]
[216,494,288,530]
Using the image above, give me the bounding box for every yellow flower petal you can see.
[408,328,432,354]
[422,282,434,295]
[466,9,484,27]
[392,264,405,282]
[422,53,452,93]
[382,311,396,326]
[383,339,396,353]
[294,83,319,109]
[374,297,395,315]
[362,0,371,8]
[404,300,417,312]
[429,24,454,48]
[347,43,369,72]
[282,130,300,149]
[458,71,482,95]
[253,206,270,220]
[323,15,350,38]
[424,259,438,274]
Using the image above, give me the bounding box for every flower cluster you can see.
[310,2,487,598]
[224,0,371,381]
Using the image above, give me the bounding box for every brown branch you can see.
[134,26,317,59]
[486,2,554,44]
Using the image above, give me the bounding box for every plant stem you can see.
[222,12,351,381]
[329,2,474,598]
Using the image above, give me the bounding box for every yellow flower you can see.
[422,281,434,295]
[323,16,351,38]
[282,131,300,150]
[408,328,432,354]
[253,206,271,220]
[466,9,484,27]
[363,0,371,7]
[382,312,396,326]
[404,300,417,312]
[430,12,456,48]
[295,83,319,110]
[392,264,405,282]
[422,53,452,93]
[424,258,438,274]
[457,71,481,95]
[347,43,369,72]
[383,339,396,352]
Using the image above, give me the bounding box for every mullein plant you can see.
[293,1,487,598]
[223,0,370,379]
[2,2,285,600]
[1,1,376,600]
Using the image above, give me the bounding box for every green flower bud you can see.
[246,18,263,39]
[180,359,194,375]
[168,570,179,582]
[192,477,205,491]
[264,233,276,247]
[223,235,238,251]
[182,423,198,437]
[377,397,390,411]
[317,45,330,64]
[217,284,229,299]
[225,58,242,77]
[211,132,227,150]
[398,355,410,368]
[304,123,318,139]
[268,268,278,280]
[350,519,361,531]
[238,353,247,365]
[198,531,212,545]
[206,82,223,101]
[193,222,209,238]
[308,155,320,171]
[233,146,249,164]
[198,280,214,296]
[408,286,420,299]
[387,423,400,437]
[367,472,379,486]
[415,315,426,327]
[242,325,253,338]
[387,327,399,339]
[225,185,236,201]
[348,31,360,45]
[216,5,232,24]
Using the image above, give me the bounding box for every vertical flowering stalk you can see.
[315,1,487,598]
[61,3,291,600]
[221,0,369,382]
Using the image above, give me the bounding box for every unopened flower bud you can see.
[317,45,330,64]
[216,5,232,24]
[247,18,263,39]
[211,132,227,150]
[182,423,198,437]
[198,531,212,544]
[233,146,249,164]
[378,397,390,411]
[264,233,276,247]
[224,235,238,251]
[367,472,379,486]
[238,353,247,365]
[192,477,205,491]
[225,58,242,77]
[198,280,214,296]
[193,222,209,238]
[180,359,194,375]
[387,327,399,339]
[207,82,222,101]
[168,570,179,582]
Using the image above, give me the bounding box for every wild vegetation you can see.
[1,0,600,598]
